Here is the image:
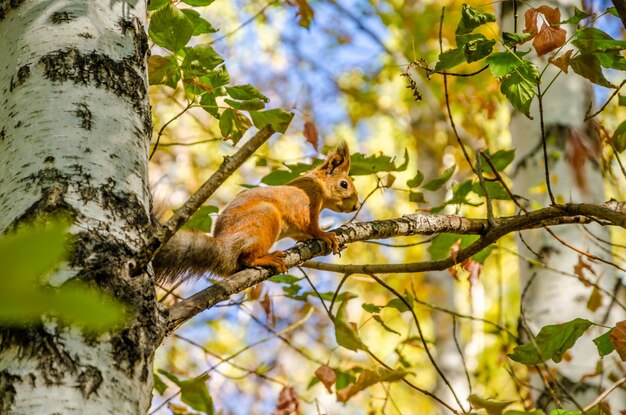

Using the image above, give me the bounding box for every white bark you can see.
[0,1,161,414]
[505,0,626,410]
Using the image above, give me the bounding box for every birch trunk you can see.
[0,1,162,413]
[502,0,626,410]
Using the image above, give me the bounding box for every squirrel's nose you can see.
[352,201,361,212]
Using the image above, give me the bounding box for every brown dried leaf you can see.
[549,49,573,73]
[384,173,396,188]
[523,8,540,37]
[462,258,483,288]
[573,255,595,286]
[303,120,319,150]
[566,130,593,193]
[609,320,626,361]
[249,283,263,301]
[314,365,336,393]
[533,25,567,56]
[336,368,407,402]
[272,386,300,415]
[536,5,562,25]
[260,291,272,322]
[450,239,462,262]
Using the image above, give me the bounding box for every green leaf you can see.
[456,3,496,35]
[422,165,455,191]
[607,7,619,17]
[502,32,532,48]
[349,149,409,176]
[549,411,583,415]
[182,205,218,232]
[361,303,382,314]
[335,370,357,390]
[174,373,215,414]
[612,120,626,153]
[593,329,615,357]
[595,51,626,70]
[250,109,294,134]
[573,28,626,54]
[227,110,252,144]
[200,93,219,118]
[261,169,301,185]
[182,0,215,6]
[409,191,427,204]
[219,108,234,138]
[226,85,270,102]
[269,274,301,284]
[620,95,626,106]
[570,54,615,88]
[504,411,546,415]
[148,55,180,88]
[183,44,224,73]
[385,293,413,313]
[335,298,367,352]
[559,7,590,25]
[153,373,168,395]
[224,98,266,111]
[487,51,528,78]
[471,181,511,200]
[204,66,230,89]
[180,9,217,35]
[406,170,424,188]
[462,35,496,63]
[435,48,466,71]
[481,149,516,172]
[508,318,593,365]
[428,233,475,260]
[468,393,515,415]
[0,221,127,330]
[148,0,170,11]
[148,4,194,52]
[500,60,538,118]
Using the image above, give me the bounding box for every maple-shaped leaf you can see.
[610,320,626,361]
[549,49,573,73]
[314,365,336,393]
[523,6,567,56]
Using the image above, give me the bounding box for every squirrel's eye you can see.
[340,180,348,189]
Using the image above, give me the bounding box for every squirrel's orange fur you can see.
[153,141,360,284]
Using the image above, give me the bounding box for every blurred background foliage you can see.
[147,0,625,414]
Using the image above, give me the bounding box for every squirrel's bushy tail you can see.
[153,230,237,285]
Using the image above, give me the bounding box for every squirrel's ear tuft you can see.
[323,139,351,175]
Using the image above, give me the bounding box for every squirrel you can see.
[153,140,360,285]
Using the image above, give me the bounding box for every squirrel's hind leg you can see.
[242,251,288,274]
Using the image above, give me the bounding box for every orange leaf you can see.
[523,8,540,38]
[573,255,595,286]
[314,365,336,393]
[303,120,319,150]
[609,320,626,361]
[549,49,573,73]
[533,25,566,56]
[536,5,561,24]
[260,291,272,322]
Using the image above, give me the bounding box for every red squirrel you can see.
[153,140,360,284]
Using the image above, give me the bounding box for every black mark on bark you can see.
[0,0,26,22]
[74,102,93,130]
[78,32,94,39]
[50,11,74,24]
[0,128,5,141]
[40,48,151,135]
[77,365,103,398]
[10,65,30,92]
[0,371,20,413]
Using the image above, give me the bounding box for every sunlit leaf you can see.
[500,60,538,118]
[269,274,301,284]
[224,98,266,111]
[349,149,409,176]
[149,4,194,52]
[559,7,590,25]
[472,181,511,200]
[148,55,180,88]
[502,32,532,48]
[422,165,455,191]
[182,0,215,6]
[154,373,168,395]
[573,28,626,54]
[468,393,515,415]
[180,9,217,35]
[487,51,528,78]
[435,48,466,71]
[481,149,516,172]
[610,320,626,360]
[406,170,424,188]
[613,120,626,153]
[462,35,496,63]
[456,4,496,35]
[508,318,593,364]
[250,109,294,133]
[336,368,408,402]
[183,44,224,73]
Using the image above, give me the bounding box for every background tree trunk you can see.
[502,0,626,411]
[0,1,162,413]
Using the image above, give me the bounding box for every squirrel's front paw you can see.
[319,232,340,255]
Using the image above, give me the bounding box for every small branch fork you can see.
[164,201,626,335]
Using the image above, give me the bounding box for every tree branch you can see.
[164,201,626,335]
